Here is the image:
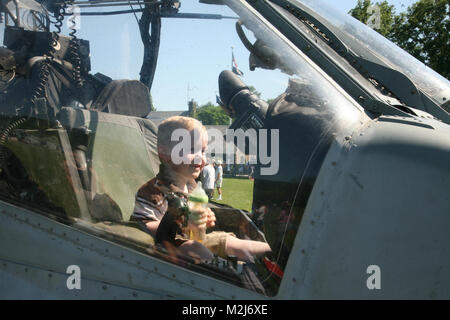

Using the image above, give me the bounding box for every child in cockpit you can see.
[130,116,271,262]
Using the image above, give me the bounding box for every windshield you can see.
[284,0,450,106]
[0,0,366,297]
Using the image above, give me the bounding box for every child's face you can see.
[170,127,208,180]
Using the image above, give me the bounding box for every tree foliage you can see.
[349,0,450,79]
[390,0,449,79]
[149,93,156,112]
[349,0,395,37]
[195,102,230,125]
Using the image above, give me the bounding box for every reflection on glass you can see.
[0,0,365,296]
[290,0,450,105]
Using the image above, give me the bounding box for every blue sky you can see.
[2,0,421,110]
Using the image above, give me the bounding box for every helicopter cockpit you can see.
[0,0,406,297]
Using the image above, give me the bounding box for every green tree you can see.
[390,0,449,79]
[149,93,156,112]
[267,98,276,105]
[196,102,230,125]
[349,0,450,79]
[349,0,396,37]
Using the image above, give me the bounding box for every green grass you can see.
[212,177,254,212]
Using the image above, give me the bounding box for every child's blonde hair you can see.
[157,116,207,156]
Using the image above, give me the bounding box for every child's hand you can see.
[204,208,216,228]
[188,207,216,230]
[188,211,207,231]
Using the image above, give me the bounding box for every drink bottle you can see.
[187,182,209,242]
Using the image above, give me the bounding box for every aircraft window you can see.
[285,0,450,108]
[0,0,365,296]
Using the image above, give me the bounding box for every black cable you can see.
[50,4,66,56]
[67,2,84,88]
[0,117,28,168]
[138,3,161,92]
[66,8,145,15]
[128,0,141,26]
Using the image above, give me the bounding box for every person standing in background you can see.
[215,159,223,201]
[202,159,215,200]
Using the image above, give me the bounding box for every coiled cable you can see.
[0,4,67,169]
[0,117,28,168]
[30,59,51,108]
[68,21,83,88]
[50,4,66,56]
